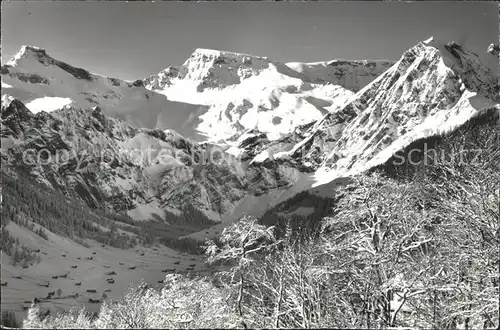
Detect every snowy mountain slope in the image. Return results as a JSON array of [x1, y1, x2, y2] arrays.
[[1, 45, 385, 223], [251, 37, 499, 189], [144, 48, 388, 142], [315, 37, 499, 180], [1, 46, 208, 140], [286, 59, 395, 92]]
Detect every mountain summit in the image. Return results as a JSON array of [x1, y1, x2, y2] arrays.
[[238, 37, 499, 199], [1, 46, 210, 140], [144, 48, 394, 142]]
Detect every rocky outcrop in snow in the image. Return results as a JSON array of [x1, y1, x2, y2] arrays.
[[143, 66, 180, 90], [487, 43, 500, 57], [1, 95, 33, 139]]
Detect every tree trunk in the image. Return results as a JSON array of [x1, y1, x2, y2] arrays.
[[238, 271, 247, 328], [275, 265, 284, 328]]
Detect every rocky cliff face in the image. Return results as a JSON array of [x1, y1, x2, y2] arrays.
[[0, 95, 254, 221]]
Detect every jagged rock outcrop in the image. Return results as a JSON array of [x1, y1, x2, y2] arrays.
[[1, 95, 33, 138], [487, 43, 500, 57]]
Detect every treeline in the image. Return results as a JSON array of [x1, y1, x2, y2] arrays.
[[165, 204, 218, 227], [1, 209, 49, 240], [1, 171, 137, 249], [117, 204, 215, 254], [1, 169, 215, 254], [160, 236, 203, 255], [259, 190, 336, 242]]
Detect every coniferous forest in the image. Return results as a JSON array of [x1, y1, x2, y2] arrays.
[[0, 168, 215, 262]]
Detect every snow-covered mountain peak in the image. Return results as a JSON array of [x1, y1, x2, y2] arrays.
[[253, 38, 499, 190], [144, 49, 272, 93], [2, 43, 391, 145], [1, 94, 19, 109], [143, 47, 394, 143], [1, 46, 214, 140], [4, 45, 95, 82], [175, 47, 274, 92], [2, 45, 95, 83], [5, 45, 50, 67], [422, 36, 438, 45]]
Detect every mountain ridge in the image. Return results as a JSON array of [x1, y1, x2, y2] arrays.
[[189, 37, 499, 228], [1, 37, 498, 228], [3, 44, 389, 143], [143, 46, 393, 142]]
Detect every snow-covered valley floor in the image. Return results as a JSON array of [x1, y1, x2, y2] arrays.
[[1, 222, 211, 322]]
